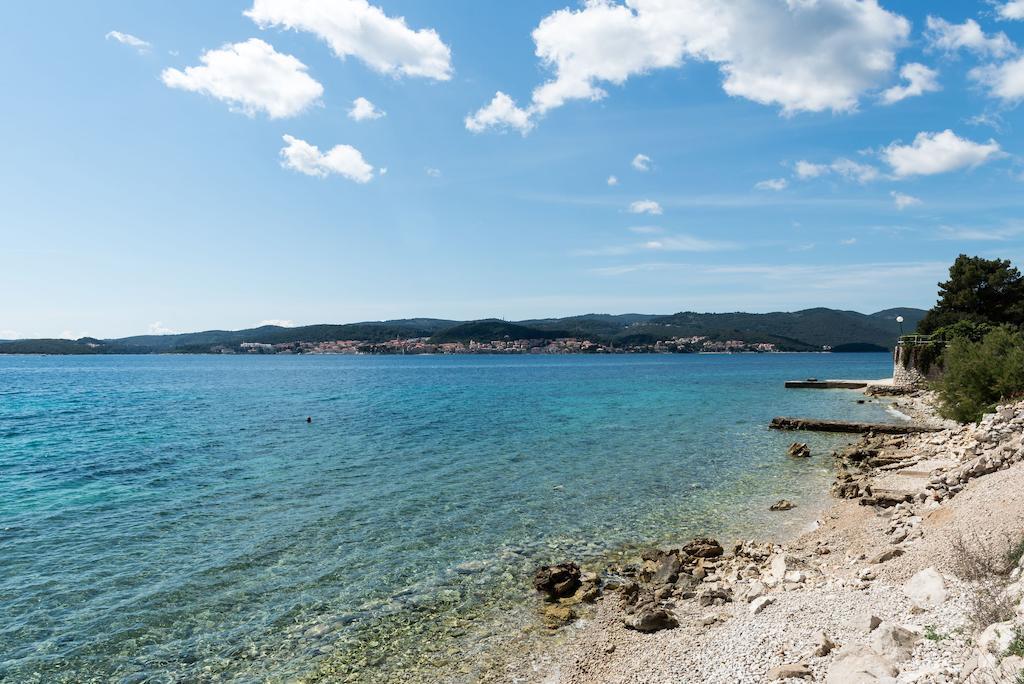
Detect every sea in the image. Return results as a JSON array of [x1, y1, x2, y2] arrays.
[[0, 353, 899, 683]]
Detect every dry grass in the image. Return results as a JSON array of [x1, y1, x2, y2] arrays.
[[950, 532, 1021, 628]]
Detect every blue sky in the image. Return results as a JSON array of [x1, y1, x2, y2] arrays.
[[2, 0, 1024, 339]]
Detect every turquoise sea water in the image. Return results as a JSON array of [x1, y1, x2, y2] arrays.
[[0, 353, 897, 682]]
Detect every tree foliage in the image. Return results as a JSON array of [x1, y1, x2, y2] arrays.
[[938, 327, 1024, 423], [919, 255, 1024, 334]]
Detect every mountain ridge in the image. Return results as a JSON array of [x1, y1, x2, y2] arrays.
[[0, 308, 924, 354]]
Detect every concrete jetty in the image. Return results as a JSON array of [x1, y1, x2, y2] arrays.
[[769, 416, 942, 434], [784, 380, 870, 389]]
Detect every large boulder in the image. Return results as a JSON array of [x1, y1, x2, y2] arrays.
[[903, 567, 947, 609], [533, 562, 581, 600], [650, 553, 682, 585], [750, 596, 775, 615], [825, 644, 897, 684], [976, 621, 1016, 668], [870, 622, 920, 663], [624, 605, 678, 632], [683, 537, 724, 558]]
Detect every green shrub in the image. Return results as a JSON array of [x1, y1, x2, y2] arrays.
[[939, 327, 1024, 423]]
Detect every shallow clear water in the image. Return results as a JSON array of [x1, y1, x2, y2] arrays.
[[0, 353, 896, 682]]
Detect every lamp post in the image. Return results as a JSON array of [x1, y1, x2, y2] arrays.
[[896, 315, 905, 337]]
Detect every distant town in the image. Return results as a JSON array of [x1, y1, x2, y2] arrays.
[[232, 336, 793, 355]]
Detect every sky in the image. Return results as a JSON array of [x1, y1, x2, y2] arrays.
[[2, 0, 1024, 339]]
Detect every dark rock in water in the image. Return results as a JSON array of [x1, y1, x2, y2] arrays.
[[624, 606, 679, 632], [788, 442, 811, 458], [769, 499, 797, 511], [533, 562, 581, 599], [683, 537, 724, 559]]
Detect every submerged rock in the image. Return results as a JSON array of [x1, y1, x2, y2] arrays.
[[533, 562, 581, 600], [788, 442, 811, 458], [540, 602, 575, 629], [769, 499, 797, 511]]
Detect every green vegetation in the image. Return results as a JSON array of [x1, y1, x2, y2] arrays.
[[1007, 538, 1024, 570], [923, 625, 946, 642], [1006, 627, 1024, 659], [428, 319, 567, 344], [938, 327, 1024, 423], [919, 255, 1024, 335]]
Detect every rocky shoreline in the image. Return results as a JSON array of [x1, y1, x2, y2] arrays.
[[511, 391, 1024, 683]]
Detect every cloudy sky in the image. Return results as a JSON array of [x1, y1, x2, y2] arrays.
[[3, 0, 1024, 338]]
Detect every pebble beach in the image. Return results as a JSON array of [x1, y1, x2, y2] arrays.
[[505, 389, 1024, 684]]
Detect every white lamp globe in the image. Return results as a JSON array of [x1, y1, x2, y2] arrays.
[[896, 316, 904, 323]]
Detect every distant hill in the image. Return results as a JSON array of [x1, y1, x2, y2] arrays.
[[868, 307, 926, 333], [0, 307, 925, 354], [429, 319, 567, 343], [114, 319, 457, 351], [621, 308, 913, 351]]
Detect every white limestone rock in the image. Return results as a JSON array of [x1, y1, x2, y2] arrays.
[[903, 567, 947, 609], [825, 644, 897, 684]]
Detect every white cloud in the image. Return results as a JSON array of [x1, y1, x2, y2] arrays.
[[246, 0, 452, 80], [348, 96, 385, 121], [632, 153, 652, 171], [971, 56, 1024, 102], [162, 39, 323, 119], [924, 16, 1016, 58], [147, 322, 176, 335], [469, 0, 909, 132], [755, 178, 787, 191], [794, 160, 829, 179], [891, 191, 922, 210], [840, 238, 857, 245], [882, 129, 1002, 177], [465, 92, 533, 134], [425, 167, 442, 178], [794, 157, 879, 183], [629, 199, 663, 215], [259, 319, 297, 327], [607, 175, 619, 186], [936, 222, 1024, 241], [642, 235, 734, 251], [280, 134, 375, 182], [999, 1, 1024, 20], [829, 157, 880, 183], [106, 30, 150, 53], [627, 225, 662, 234], [0, 329, 21, 339], [880, 62, 940, 104]]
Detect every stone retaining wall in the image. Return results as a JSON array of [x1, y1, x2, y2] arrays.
[[893, 341, 944, 388]]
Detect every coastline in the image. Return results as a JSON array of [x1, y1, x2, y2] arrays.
[[498, 389, 1024, 684]]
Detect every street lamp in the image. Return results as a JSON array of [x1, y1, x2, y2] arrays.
[[896, 315, 905, 337]]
